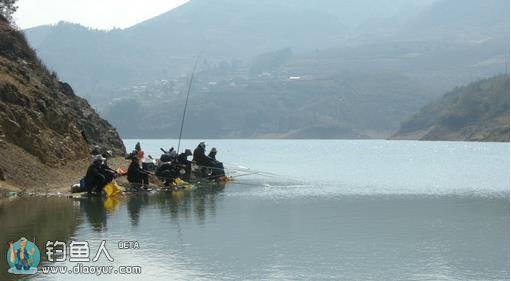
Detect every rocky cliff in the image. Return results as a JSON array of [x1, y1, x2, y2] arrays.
[[0, 16, 125, 191]]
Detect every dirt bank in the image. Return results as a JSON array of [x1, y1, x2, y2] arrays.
[[0, 141, 130, 194]]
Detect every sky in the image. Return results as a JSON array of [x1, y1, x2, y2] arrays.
[[14, 0, 189, 30]]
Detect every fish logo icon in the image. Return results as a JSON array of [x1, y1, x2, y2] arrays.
[[7, 237, 40, 275]]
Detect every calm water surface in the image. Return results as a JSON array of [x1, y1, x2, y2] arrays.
[[0, 140, 509, 280]]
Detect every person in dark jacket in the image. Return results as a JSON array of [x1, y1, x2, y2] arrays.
[[127, 156, 149, 189], [178, 149, 192, 164], [192, 142, 215, 179], [100, 150, 116, 183], [125, 142, 145, 161], [177, 149, 193, 180], [208, 147, 217, 160], [208, 147, 225, 178], [84, 155, 107, 194], [192, 142, 212, 166]]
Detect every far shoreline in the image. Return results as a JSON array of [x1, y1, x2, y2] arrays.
[[121, 138, 510, 143]]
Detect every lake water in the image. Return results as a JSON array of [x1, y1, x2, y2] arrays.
[[0, 140, 509, 280]]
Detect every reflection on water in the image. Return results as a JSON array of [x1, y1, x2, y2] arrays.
[[0, 198, 82, 281], [76, 184, 226, 232], [81, 198, 108, 232], [1, 187, 508, 281], [123, 184, 225, 226]]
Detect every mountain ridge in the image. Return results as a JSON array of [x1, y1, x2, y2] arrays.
[[21, 0, 510, 140]]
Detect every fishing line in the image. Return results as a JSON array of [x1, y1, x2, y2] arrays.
[[193, 164, 285, 179], [227, 180, 271, 187], [229, 172, 270, 179]]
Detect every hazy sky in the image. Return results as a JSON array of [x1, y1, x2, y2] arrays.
[[14, 0, 189, 30]]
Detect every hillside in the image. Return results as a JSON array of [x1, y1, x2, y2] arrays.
[[17, 0, 437, 99], [22, 0, 509, 139], [392, 75, 510, 142], [0, 16, 125, 191], [100, 70, 433, 139]]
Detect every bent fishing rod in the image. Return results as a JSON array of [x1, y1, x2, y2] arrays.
[[177, 54, 201, 154]]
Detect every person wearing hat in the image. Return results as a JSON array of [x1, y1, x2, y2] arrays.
[[208, 147, 225, 178], [133, 142, 144, 160], [177, 149, 193, 180], [178, 149, 193, 164], [192, 142, 211, 166], [100, 150, 117, 183], [192, 142, 215, 178], [127, 155, 150, 190], [208, 147, 218, 160], [84, 155, 107, 194]]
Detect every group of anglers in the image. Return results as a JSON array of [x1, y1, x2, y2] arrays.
[[81, 142, 226, 195]]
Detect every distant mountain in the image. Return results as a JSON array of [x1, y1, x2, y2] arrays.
[[21, 0, 510, 139], [23, 0, 439, 98], [392, 75, 510, 142], [291, 37, 508, 95], [404, 0, 509, 40]]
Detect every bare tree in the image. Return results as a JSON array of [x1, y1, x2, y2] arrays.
[[0, 0, 18, 22]]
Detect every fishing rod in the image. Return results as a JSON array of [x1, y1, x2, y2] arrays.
[[177, 55, 201, 154]]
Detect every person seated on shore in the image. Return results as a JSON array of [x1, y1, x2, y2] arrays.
[[84, 155, 107, 194], [178, 149, 193, 165], [127, 156, 150, 190], [193, 142, 216, 178], [100, 150, 117, 183], [193, 142, 212, 166], [126, 142, 144, 160], [135, 142, 144, 160], [177, 149, 193, 179], [208, 147, 225, 178], [208, 147, 218, 160]]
